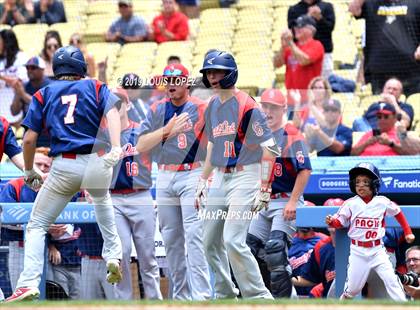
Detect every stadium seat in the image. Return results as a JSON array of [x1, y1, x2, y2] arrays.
[[49, 22, 84, 46]]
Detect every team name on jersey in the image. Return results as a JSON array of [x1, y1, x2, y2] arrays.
[[213, 121, 236, 138], [122, 143, 139, 158], [354, 217, 380, 229], [289, 249, 313, 270], [182, 118, 193, 132]]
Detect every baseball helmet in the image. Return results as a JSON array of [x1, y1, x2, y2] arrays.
[[349, 162, 381, 195], [199, 51, 238, 89], [53, 45, 87, 78]]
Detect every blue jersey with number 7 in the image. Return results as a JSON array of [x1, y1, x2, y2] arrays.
[[22, 79, 120, 157]]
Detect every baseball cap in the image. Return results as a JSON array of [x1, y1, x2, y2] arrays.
[[25, 56, 46, 69], [118, 0, 132, 6], [323, 99, 341, 111], [376, 102, 396, 115], [163, 63, 189, 77], [260, 88, 287, 106], [294, 15, 316, 29]]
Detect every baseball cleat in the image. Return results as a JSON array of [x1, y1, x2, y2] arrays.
[[5, 287, 40, 303], [106, 259, 122, 284]]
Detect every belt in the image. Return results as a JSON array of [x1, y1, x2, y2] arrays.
[[158, 162, 202, 172], [217, 165, 244, 173], [62, 149, 106, 159], [111, 188, 147, 195], [351, 239, 381, 248], [86, 255, 103, 260], [271, 192, 290, 199]]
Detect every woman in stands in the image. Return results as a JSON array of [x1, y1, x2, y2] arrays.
[[293, 76, 331, 130], [69, 33, 96, 78], [40, 30, 62, 77], [0, 29, 28, 127]]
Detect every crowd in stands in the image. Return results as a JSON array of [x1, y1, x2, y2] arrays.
[[0, 0, 419, 301]]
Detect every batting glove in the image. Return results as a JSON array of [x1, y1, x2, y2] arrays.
[[103, 146, 123, 168], [194, 177, 208, 210], [251, 188, 271, 213], [24, 169, 43, 191]]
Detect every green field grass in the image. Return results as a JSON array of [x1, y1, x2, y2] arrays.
[[2, 298, 420, 308]]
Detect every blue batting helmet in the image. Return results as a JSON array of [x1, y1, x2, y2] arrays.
[[349, 162, 381, 195], [199, 51, 238, 89], [53, 46, 87, 78]]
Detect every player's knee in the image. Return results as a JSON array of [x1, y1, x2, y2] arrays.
[[246, 233, 264, 257]]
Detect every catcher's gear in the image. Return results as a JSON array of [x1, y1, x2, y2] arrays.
[[53, 45, 87, 78], [251, 188, 271, 213], [349, 162, 381, 195], [200, 51, 238, 89], [103, 146, 123, 168], [194, 177, 208, 210], [24, 169, 43, 191]]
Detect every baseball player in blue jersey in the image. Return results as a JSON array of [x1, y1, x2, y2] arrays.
[[110, 88, 162, 300], [288, 228, 328, 297], [136, 64, 211, 300], [5, 46, 123, 303], [0, 149, 51, 291], [0, 116, 24, 171], [293, 228, 336, 298], [195, 52, 280, 299], [246, 88, 312, 298]]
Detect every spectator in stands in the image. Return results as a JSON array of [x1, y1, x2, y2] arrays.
[[167, 55, 181, 64], [351, 103, 404, 156], [0, 0, 32, 26], [349, 0, 420, 96], [288, 0, 335, 78], [0, 148, 51, 291], [293, 76, 331, 130], [11, 56, 51, 120], [105, 0, 148, 45], [151, 0, 189, 44], [69, 33, 95, 78], [353, 78, 415, 132], [28, 0, 66, 25], [403, 246, 420, 299], [274, 15, 324, 107], [0, 29, 28, 126], [305, 99, 353, 156], [176, 0, 199, 19], [396, 123, 420, 155], [40, 30, 62, 77]]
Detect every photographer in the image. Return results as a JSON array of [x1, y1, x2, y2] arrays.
[[351, 103, 404, 156], [401, 246, 420, 299]]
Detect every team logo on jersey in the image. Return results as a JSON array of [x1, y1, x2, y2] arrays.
[[122, 143, 139, 157], [213, 121, 236, 137], [252, 121, 264, 137], [296, 150, 305, 164], [289, 250, 313, 270], [182, 118, 194, 132]]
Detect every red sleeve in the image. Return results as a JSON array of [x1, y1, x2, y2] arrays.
[[394, 212, 413, 236], [152, 16, 162, 38], [328, 218, 343, 229], [173, 13, 189, 40], [304, 40, 324, 64]]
